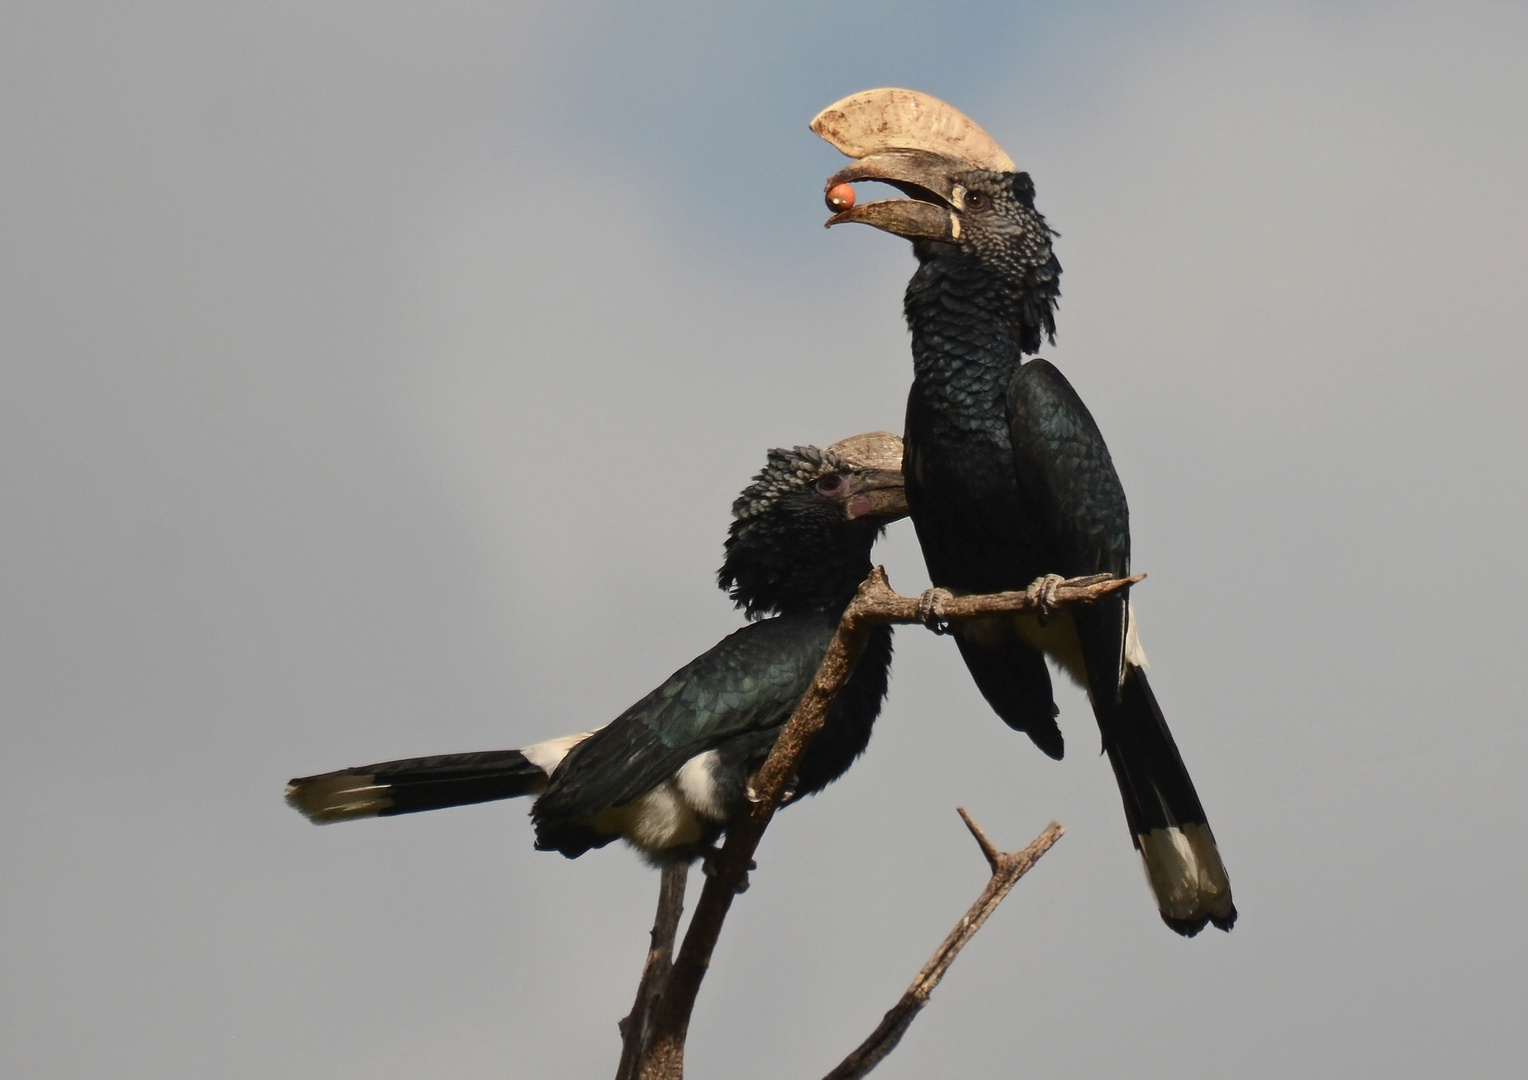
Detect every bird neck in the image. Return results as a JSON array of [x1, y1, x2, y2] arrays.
[[719, 524, 879, 620], [902, 256, 1018, 433], [902, 244, 1059, 404]]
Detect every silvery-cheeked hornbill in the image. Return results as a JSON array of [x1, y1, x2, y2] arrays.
[[287, 433, 906, 864], [814, 90, 1235, 935]]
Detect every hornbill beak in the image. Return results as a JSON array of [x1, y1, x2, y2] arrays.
[[810, 88, 1015, 241], [843, 467, 908, 521], [820, 150, 969, 241], [828, 431, 909, 522]]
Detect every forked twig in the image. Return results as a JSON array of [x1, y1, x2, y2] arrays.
[[821, 816, 1065, 1080]]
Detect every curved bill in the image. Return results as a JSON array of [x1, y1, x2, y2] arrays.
[[820, 151, 963, 240], [810, 87, 1015, 172], [828, 431, 908, 522]]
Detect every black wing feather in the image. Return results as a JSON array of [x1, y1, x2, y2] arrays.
[[1007, 359, 1131, 709], [533, 616, 835, 825]]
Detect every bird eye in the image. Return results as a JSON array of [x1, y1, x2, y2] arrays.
[[814, 473, 846, 497], [963, 191, 987, 210]]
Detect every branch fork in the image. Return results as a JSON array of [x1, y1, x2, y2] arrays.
[[822, 815, 1064, 1080], [622, 570, 1133, 1079]]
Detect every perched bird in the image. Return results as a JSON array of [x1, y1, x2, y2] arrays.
[[814, 89, 1235, 935], [287, 432, 907, 864]]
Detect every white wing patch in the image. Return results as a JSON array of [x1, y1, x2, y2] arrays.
[[676, 750, 727, 822], [585, 750, 727, 858], [521, 731, 595, 776]]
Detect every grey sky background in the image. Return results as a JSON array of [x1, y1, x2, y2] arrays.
[[3, 2, 1525, 1077]]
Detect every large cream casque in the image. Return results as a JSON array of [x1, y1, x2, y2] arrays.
[[810, 88, 1015, 172], [825, 430, 902, 472]]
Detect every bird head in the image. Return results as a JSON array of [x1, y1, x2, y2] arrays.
[[824, 151, 1053, 271], [719, 431, 907, 617], [813, 89, 1060, 349]]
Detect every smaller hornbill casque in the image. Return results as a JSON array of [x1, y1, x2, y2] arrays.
[[287, 433, 907, 864], [814, 89, 1235, 935]]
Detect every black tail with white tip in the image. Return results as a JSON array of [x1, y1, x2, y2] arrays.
[[1103, 665, 1236, 936], [287, 749, 549, 824]]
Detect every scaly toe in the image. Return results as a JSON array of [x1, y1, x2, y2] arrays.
[[1026, 573, 1067, 623], [916, 587, 956, 635]]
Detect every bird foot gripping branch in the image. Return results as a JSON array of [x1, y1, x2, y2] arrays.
[[1024, 573, 1067, 624], [915, 587, 956, 634]]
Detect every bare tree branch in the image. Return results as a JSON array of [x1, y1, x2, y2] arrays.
[[821, 816, 1065, 1080], [632, 569, 1136, 1079], [616, 863, 688, 1080]]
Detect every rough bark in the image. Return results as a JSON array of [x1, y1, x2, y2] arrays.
[[616, 862, 688, 1080]]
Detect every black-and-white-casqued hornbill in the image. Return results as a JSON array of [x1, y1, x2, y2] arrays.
[[814, 89, 1235, 935], [287, 433, 906, 865]]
